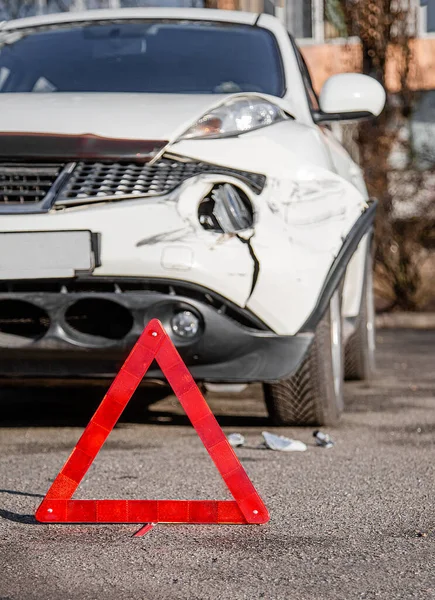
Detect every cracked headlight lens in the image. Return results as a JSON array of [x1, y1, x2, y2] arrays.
[[198, 184, 254, 233], [181, 96, 288, 140]]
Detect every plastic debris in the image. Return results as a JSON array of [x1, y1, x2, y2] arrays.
[[261, 431, 307, 452], [227, 433, 245, 447], [416, 531, 428, 538], [313, 430, 334, 448]]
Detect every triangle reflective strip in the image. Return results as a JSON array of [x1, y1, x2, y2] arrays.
[[35, 319, 269, 525]]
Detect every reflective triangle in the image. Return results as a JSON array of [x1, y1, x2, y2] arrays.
[[35, 319, 269, 525]]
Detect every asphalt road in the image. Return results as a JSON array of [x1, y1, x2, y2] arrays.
[[0, 329, 434, 600]]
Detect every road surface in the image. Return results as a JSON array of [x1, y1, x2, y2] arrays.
[[0, 329, 434, 599]]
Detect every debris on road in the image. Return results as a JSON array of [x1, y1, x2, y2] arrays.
[[416, 531, 429, 538], [261, 431, 307, 452], [227, 433, 246, 447], [313, 430, 334, 448]]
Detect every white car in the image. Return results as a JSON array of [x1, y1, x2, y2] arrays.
[[0, 8, 385, 425]]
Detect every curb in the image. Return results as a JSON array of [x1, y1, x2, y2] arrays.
[[376, 312, 435, 329]]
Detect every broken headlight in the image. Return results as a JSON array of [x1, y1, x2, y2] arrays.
[[198, 184, 254, 233], [181, 96, 288, 140]]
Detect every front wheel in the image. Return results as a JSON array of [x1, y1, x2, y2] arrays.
[[263, 290, 344, 426]]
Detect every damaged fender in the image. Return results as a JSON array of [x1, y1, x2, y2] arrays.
[[169, 136, 370, 335]]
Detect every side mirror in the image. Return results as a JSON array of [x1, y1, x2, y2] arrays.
[[315, 73, 386, 123]]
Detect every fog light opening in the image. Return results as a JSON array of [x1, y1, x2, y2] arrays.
[[171, 310, 200, 339]]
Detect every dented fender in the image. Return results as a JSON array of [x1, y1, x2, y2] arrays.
[[166, 136, 370, 334]]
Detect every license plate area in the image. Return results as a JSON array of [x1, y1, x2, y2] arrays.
[[0, 231, 98, 280]]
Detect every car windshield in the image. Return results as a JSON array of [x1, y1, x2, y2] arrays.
[[0, 20, 284, 96]]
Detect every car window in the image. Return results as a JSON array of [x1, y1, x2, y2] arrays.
[[0, 21, 285, 96]]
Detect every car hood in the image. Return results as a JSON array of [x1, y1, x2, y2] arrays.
[[0, 93, 229, 142]]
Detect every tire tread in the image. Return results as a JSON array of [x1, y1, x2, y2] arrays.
[[264, 294, 342, 426]]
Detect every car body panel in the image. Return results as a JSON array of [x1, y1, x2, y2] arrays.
[[170, 132, 367, 333], [0, 93, 230, 142], [0, 181, 255, 306], [1, 8, 259, 31]]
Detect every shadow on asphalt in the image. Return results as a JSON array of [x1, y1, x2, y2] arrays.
[[0, 387, 271, 428], [0, 489, 43, 498], [0, 491, 43, 526], [0, 387, 109, 428], [0, 508, 40, 525]]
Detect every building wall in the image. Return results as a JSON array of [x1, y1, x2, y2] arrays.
[[301, 38, 435, 94]]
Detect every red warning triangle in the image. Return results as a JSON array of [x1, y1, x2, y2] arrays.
[[35, 319, 269, 525]]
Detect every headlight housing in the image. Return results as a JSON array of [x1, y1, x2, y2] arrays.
[[181, 96, 289, 140], [198, 183, 254, 233]]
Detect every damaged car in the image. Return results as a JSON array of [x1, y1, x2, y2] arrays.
[[0, 8, 385, 425]]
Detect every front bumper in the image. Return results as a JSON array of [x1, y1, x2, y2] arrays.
[[0, 279, 313, 384]]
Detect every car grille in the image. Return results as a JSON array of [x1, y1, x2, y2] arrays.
[[0, 158, 266, 210], [55, 158, 266, 205], [0, 163, 63, 204]]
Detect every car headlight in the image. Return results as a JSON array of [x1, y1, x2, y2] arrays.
[[180, 96, 289, 140]]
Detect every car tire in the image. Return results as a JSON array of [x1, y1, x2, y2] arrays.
[[263, 289, 344, 426], [344, 246, 375, 381]]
